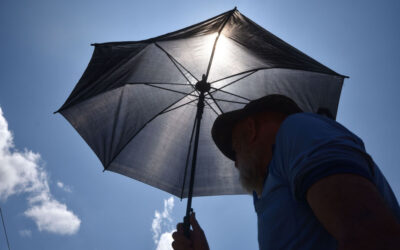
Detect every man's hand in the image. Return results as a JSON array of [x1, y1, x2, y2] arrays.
[[172, 213, 210, 250]]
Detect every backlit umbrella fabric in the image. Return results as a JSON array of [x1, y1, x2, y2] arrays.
[[57, 8, 345, 199]]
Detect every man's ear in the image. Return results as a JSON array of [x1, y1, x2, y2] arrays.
[[243, 117, 257, 143]]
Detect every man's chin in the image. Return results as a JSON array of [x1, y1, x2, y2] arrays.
[[239, 176, 258, 194], [239, 174, 264, 195]]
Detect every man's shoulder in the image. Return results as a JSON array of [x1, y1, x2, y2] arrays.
[[282, 112, 334, 129], [275, 112, 364, 157], [278, 112, 338, 138]]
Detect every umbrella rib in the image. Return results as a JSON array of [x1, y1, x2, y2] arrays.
[[154, 46, 203, 105], [144, 84, 221, 117], [154, 42, 219, 116], [204, 8, 236, 81], [152, 87, 219, 116], [104, 39, 216, 169], [204, 97, 247, 105], [154, 42, 206, 111], [104, 92, 198, 170], [154, 42, 199, 83], [205, 91, 224, 114], [210, 70, 258, 94], [0, 208, 11, 250], [133, 42, 209, 115], [127, 82, 210, 114], [209, 67, 348, 86], [209, 87, 251, 101], [164, 57, 223, 114], [204, 99, 220, 116], [180, 115, 197, 199], [159, 95, 219, 118], [209, 68, 264, 84], [161, 98, 197, 115], [144, 83, 198, 97], [103, 66, 308, 170], [129, 82, 189, 86]]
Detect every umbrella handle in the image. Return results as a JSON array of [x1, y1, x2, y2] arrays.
[[183, 208, 193, 238]]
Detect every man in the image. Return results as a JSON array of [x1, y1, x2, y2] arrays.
[[172, 95, 400, 250]]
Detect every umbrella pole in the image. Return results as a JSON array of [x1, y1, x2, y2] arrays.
[[183, 77, 209, 238]]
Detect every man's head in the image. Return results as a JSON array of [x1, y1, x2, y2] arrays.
[[211, 95, 302, 194], [231, 111, 287, 194]]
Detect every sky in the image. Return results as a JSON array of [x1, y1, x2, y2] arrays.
[[0, 0, 399, 249]]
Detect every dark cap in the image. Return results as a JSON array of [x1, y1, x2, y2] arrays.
[[211, 94, 302, 161]]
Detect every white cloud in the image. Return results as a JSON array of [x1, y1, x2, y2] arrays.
[[19, 229, 32, 237], [25, 198, 80, 235], [57, 181, 72, 192], [152, 197, 175, 249], [156, 231, 174, 250], [0, 107, 81, 235]]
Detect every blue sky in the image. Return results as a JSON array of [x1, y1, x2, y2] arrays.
[[0, 0, 399, 249]]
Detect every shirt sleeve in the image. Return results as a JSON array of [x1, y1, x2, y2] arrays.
[[275, 113, 376, 201]]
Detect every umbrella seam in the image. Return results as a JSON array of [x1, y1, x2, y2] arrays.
[[205, 8, 236, 81], [210, 67, 347, 86], [238, 12, 347, 78], [109, 86, 125, 166], [56, 44, 150, 113]]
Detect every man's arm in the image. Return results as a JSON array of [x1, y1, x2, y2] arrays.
[[306, 173, 400, 250]]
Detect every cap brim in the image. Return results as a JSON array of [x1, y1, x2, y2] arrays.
[[211, 109, 247, 161], [211, 94, 303, 162]]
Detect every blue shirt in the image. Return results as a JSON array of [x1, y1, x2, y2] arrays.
[[254, 113, 400, 249]]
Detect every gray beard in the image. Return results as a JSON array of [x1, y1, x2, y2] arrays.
[[237, 157, 265, 195], [239, 173, 257, 194]]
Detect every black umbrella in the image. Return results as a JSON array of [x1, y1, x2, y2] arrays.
[[56, 7, 346, 235]]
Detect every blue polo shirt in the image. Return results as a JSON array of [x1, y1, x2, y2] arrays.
[[254, 113, 400, 249]]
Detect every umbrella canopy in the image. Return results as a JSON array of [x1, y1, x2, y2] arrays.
[[57, 8, 346, 199]]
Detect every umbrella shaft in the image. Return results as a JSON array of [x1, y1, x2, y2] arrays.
[[184, 91, 205, 237]]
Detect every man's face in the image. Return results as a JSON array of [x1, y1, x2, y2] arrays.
[[231, 118, 266, 195]]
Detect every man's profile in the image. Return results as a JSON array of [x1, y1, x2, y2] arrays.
[[172, 94, 400, 250]]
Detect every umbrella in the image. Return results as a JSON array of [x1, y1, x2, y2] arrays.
[[56, 7, 346, 235]]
